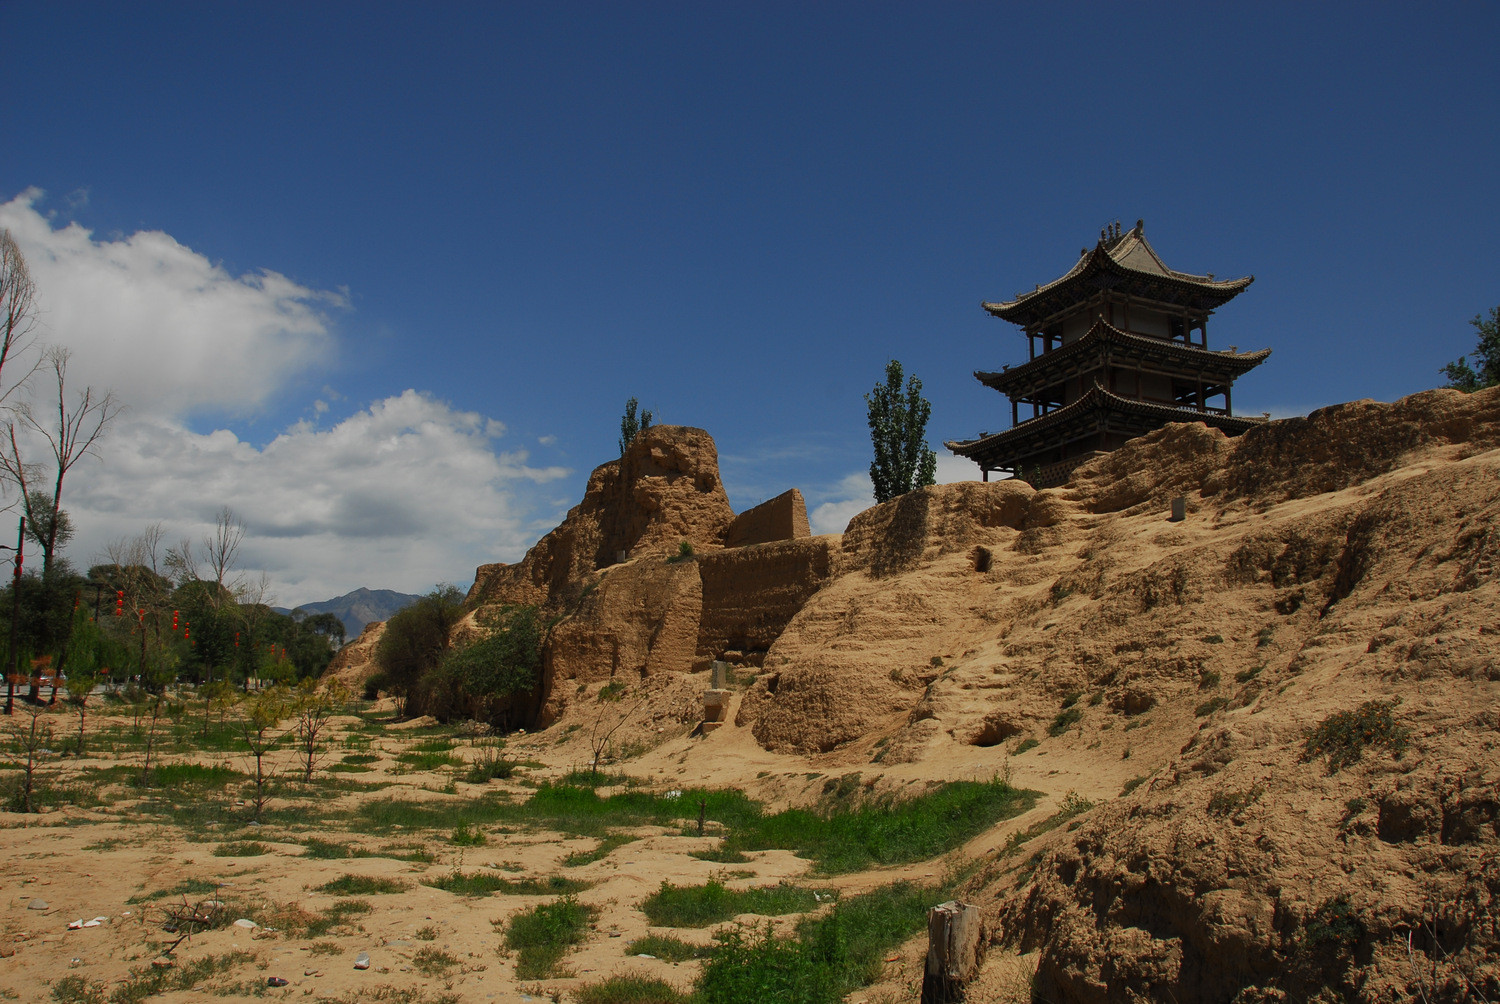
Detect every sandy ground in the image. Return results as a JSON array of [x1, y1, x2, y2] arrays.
[[0, 693, 1054, 1003]]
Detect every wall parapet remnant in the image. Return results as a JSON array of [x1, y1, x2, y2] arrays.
[[725, 488, 810, 548]]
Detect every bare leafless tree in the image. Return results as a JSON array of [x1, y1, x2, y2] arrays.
[[0, 230, 43, 413], [2, 704, 53, 812], [587, 685, 650, 777], [164, 536, 198, 586], [0, 348, 120, 573], [202, 507, 245, 606]]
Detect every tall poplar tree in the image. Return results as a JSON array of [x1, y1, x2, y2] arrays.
[[619, 397, 653, 456], [866, 359, 937, 504]]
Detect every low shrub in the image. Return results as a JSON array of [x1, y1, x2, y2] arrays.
[[1048, 708, 1082, 736], [505, 896, 595, 979], [1195, 696, 1230, 717], [450, 822, 487, 846], [1302, 699, 1409, 773], [411, 947, 462, 978], [1207, 784, 1264, 817], [696, 923, 844, 1004]]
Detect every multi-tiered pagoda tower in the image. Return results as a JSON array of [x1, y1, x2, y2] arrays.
[[946, 220, 1270, 487]]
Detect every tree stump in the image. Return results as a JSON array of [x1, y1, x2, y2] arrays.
[[920, 900, 983, 1004]]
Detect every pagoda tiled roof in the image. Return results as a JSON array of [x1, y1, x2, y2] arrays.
[[945, 383, 1266, 465], [975, 318, 1270, 395], [982, 221, 1253, 328]]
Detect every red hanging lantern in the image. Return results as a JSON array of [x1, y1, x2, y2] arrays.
[[172, 610, 179, 631], [115, 590, 124, 616]]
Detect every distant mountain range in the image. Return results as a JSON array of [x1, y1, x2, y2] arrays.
[[274, 587, 422, 639]]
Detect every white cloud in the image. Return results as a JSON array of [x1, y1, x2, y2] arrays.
[[0, 188, 342, 418], [806, 454, 981, 536], [67, 390, 570, 606], [808, 471, 874, 536], [935, 453, 981, 485], [0, 189, 574, 606]]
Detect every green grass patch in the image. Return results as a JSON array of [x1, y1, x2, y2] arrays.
[[354, 793, 519, 832], [1013, 738, 1039, 755], [624, 934, 713, 962], [212, 841, 271, 857], [423, 872, 590, 898], [641, 880, 825, 928], [377, 843, 438, 863], [315, 874, 410, 895], [327, 762, 374, 773], [575, 976, 694, 1004], [563, 833, 637, 867], [395, 750, 463, 771], [559, 768, 637, 787], [340, 753, 381, 765], [1001, 792, 1095, 856], [150, 763, 243, 789], [505, 896, 595, 979], [719, 777, 1037, 874], [52, 949, 254, 1003], [407, 738, 456, 753], [303, 838, 369, 859], [689, 846, 751, 863], [125, 878, 219, 905], [303, 898, 373, 937], [691, 880, 945, 1002]]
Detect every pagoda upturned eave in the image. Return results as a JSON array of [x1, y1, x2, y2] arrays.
[[974, 318, 1270, 397], [945, 384, 1267, 467], [983, 227, 1253, 329]]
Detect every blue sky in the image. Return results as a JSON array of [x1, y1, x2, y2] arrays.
[[3, 3, 1496, 605]]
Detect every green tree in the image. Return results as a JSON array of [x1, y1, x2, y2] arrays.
[[865, 359, 937, 504], [374, 585, 465, 717], [1441, 306, 1500, 392], [619, 397, 653, 456], [425, 605, 545, 728]]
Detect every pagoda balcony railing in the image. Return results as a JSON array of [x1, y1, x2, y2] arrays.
[[1006, 395, 1229, 430]]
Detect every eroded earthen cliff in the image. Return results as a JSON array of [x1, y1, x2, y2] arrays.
[[462, 387, 1500, 1001]]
